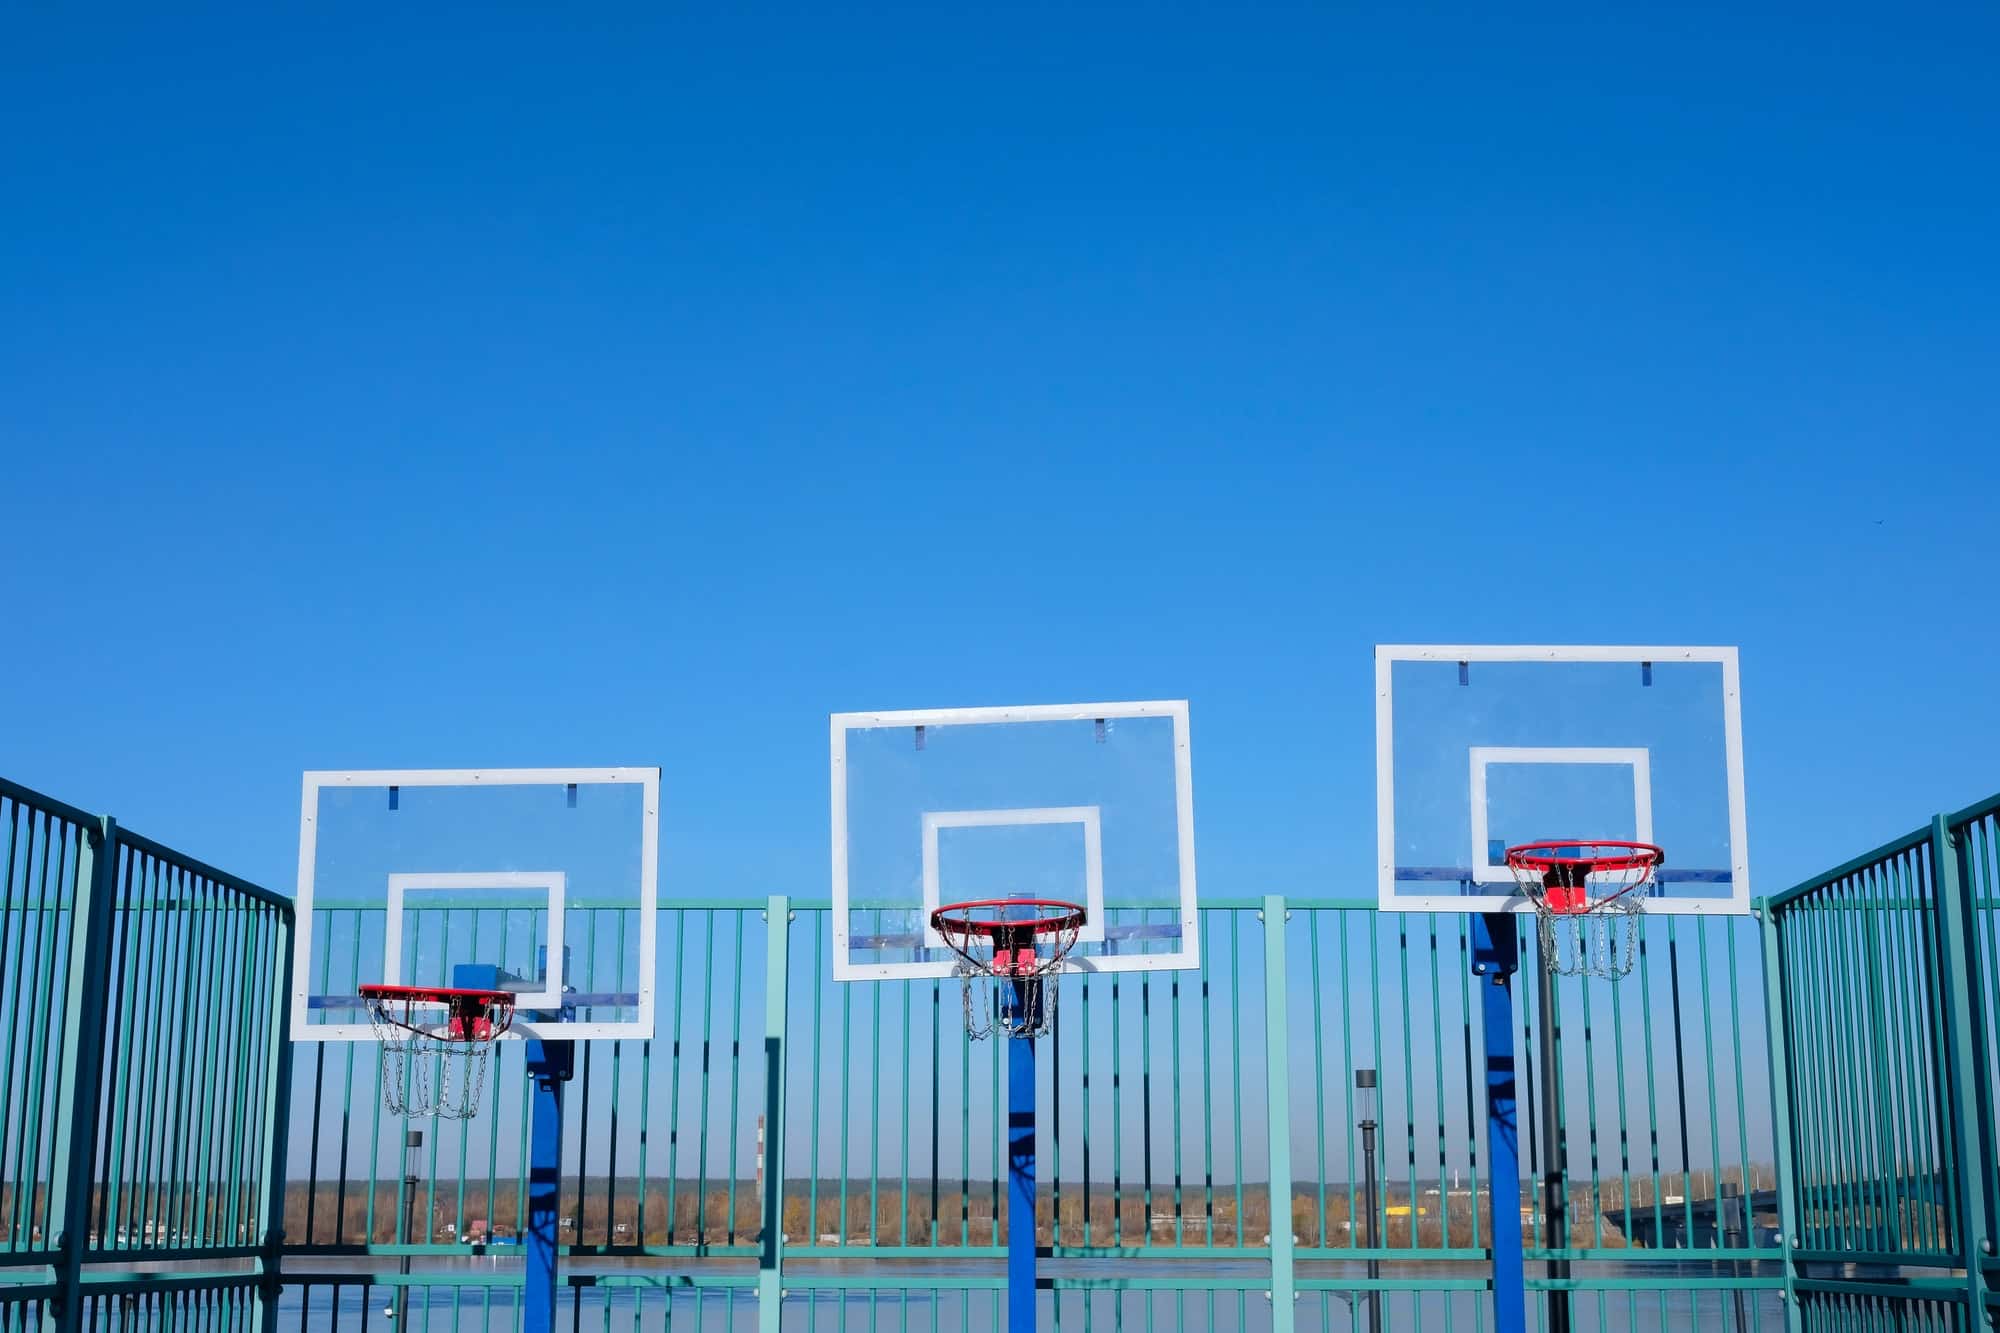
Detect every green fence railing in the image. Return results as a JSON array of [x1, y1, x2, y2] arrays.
[[15, 763, 1998, 1332], [0, 777, 294, 1333], [286, 894, 1789, 1329], [1763, 793, 2000, 1330], [1962, 798, 2000, 1323], [0, 783, 92, 1271]]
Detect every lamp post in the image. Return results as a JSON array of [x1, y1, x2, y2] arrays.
[[1722, 1182, 1748, 1332], [1356, 1068, 1382, 1333], [396, 1129, 423, 1323]]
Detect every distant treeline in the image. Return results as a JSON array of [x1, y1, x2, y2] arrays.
[[278, 1165, 1774, 1250]]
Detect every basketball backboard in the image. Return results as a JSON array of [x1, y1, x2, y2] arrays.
[[290, 767, 659, 1041], [830, 701, 1198, 980], [1376, 646, 1749, 915]]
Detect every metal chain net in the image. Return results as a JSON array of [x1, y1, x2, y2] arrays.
[[367, 999, 499, 1119], [1534, 897, 1641, 978], [956, 963, 1064, 1041], [936, 905, 1082, 1041], [1505, 844, 1657, 979]]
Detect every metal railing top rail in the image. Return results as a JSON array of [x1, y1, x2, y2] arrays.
[[1758, 783, 2000, 914], [115, 828, 292, 913], [1761, 824, 1939, 914], [0, 777, 97, 831], [1951, 788, 2000, 829]]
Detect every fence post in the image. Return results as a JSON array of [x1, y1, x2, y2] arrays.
[[1930, 816, 1996, 1317], [1757, 899, 1805, 1332], [259, 905, 298, 1333], [758, 895, 790, 1333], [1262, 895, 1296, 1331], [48, 817, 121, 1333]]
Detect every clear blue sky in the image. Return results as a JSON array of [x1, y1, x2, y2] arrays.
[[6, 5, 1998, 913]]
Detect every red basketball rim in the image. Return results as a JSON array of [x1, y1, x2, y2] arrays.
[[1504, 840, 1665, 874], [930, 898, 1087, 938], [359, 983, 517, 1041]]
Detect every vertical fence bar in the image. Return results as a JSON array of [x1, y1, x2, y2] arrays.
[[21, 820, 74, 1259], [258, 908, 297, 1333], [0, 801, 31, 1253], [1762, 900, 1813, 1333], [758, 896, 789, 1333], [1971, 810, 2000, 1319], [726, 912, 745, 1246], [49, 817, 118, 1333], [1261, 895, 1295, 1330], [1932, 816, 1997, 1315]]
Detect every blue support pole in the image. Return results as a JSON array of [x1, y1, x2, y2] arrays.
[[523, 1037, 570, 1333], [455, 958, 571, 1333], [1006, 980, 1037, 1333], [1471, 913, 1527, 1333]]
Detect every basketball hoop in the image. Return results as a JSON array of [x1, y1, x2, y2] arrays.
[[930, 899, 1085, 1040], [1505, 841, 1664, 978], [359, 983, 517, 1119]]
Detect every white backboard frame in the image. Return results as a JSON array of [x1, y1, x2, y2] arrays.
[[919, 806, 1106, 950], [830, 700, 1199, 981], [383, 872, 568, 1011], [1467, 748, 1653, 885], [1375, 645, 1749, 915], [291, 766, 660, 1042]]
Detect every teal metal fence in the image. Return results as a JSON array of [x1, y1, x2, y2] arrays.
[[13, 763, 1997, 1332], [0, 777, 294, 1333], [1762, 793, 2000, 1330], [1965, 799, 2000, 1324], [286, 894, 1789, 1330]]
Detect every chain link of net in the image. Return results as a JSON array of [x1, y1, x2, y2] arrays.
[[366, 999, 503, 1119]]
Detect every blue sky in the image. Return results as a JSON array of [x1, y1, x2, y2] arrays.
[[6, 4, 1998, 917]]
